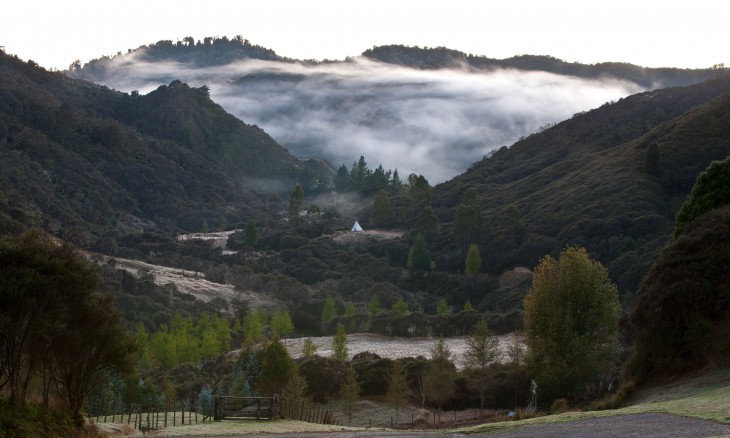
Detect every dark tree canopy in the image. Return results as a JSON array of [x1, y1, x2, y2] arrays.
[[674, 155, 730, 238]]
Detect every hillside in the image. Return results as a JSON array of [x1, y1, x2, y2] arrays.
[[0, 52, 328, 249], [427, 72, 730, 295], [69, 37, 730, 184], [362, 45, 725, 88]]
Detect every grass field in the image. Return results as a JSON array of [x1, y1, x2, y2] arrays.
[[132, 368, 730, 436]]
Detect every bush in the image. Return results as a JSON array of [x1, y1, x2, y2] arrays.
[[550, 398, 568, 414]]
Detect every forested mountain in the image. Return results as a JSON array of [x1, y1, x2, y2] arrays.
[[0, 52, 329, 249], [427, 72, 730, 296], [363, 45, 725, 89]]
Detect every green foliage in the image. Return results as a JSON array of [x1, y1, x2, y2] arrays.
[[372, 189, 393, 227], [271, 308, 294, 339], [243, 308, 268, 344], [392, 296, 409, 314], [321, 296, 337, 323], [407, 233, 431, 271], [362, 44, 722, 89], [0, 231, 135, 424], [464, 319, 499, 411], [643, 143, 663, 176], [288, 184, 304, 223], [386, 360, 409, 421], [524, 246, 620, 403], [414, 206, 439, 241], [425, 336, 457, 411], [302, 337, 317, 357], [368, 295, 382, 317], [143, 312, 231, 369], [245, 220, 258, 246], [344, 302, 356, 317], [465, 243, 482, 275], [332, 324, 349, 361], [453, 204, 481, 252], [259, 338, 295, 395], [340, 155, 402, 196], [339, 365, 361, 424], [463, 300, 474, 312], [674, 156, 730, 238], [627, 205, 730, 383], [284, 363, 308, 404], [436, 298, 450, 315]]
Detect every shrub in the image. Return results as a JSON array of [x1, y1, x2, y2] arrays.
[[550, 398, 568, 414]]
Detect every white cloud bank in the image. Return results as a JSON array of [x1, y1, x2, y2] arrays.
[[86, 55, 644, 183]]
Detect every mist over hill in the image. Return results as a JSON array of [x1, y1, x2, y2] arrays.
[[69, 39, 710, 183]]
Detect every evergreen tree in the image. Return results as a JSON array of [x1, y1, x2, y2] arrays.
[[332, 324, 349, 361], [453, 204, 481, 253], [436, 298, 450, 315], [368, 295, 381, 317], [425, 336, 456, 419], [390, 169, 403, 194], [259, 338, 295, 395], [321, 296, 337, 324], [288, 184, 304, 223], [302, 337, 317, 357], [372, 189, 393, 227], [465, 243, 482, 275], [464, 319, 499, 413], [243, 308, 267, 343], [674, 156, 730, 238], [407, 233, 431, 272], [392, 296, 409, 314], [333, 164, 351, 192], [271, 308, 294, 339], [245, 220, 258, 247], [344, 302, 356, 317], [415, 206, 439, 241]]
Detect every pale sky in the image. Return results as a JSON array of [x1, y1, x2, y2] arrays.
[[1, 0, 727, 71]]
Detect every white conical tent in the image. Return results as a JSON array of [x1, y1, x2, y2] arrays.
[[351, 221, 363, 232]]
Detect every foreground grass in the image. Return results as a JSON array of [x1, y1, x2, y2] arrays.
[[145, 419, 368, 436], [459, 382, 730, 434], [138, 371, 730, 436]]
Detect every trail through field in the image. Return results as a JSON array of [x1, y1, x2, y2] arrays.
[[285, 333, 521, 368]]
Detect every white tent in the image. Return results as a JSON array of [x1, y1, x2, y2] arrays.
[[351, 221, 363, 232]]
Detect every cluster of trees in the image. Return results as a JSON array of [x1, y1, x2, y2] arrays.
[[0, 231, 136, 426], [135, 313, 231, 370], [333, 156, 403, 196]]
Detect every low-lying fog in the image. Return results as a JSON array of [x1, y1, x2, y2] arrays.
[[83, 55, 644, 183]]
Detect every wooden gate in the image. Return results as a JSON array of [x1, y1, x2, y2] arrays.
[[214, 396, 279, 421]]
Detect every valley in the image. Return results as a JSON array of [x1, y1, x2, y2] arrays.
[[1, 40, 730, 437]]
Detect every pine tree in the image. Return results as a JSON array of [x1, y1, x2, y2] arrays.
[[368, 295, 381, 317], [245, 220, 258, 247], [321, 297, 337, 324], [425, 336, 456, 419], [464, 319, 499, 413], [407, 233, 431, 272], [288, 184, 304, 223], [465, 243, 482, 276], [332, 324, 348, 361], [436, 298, 450, 315], [302, 337, 317, 357], [372, 189, 393, 227]]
